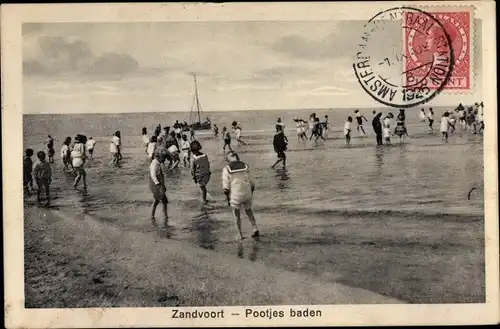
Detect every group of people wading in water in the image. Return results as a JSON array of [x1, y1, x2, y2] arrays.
[[24, 102, 484, 238]]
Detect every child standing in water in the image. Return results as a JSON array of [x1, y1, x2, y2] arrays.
[[354, 110, 368, 136], [147, 135, 157, 161], [383, 113, 393, 145], [149, 148, 169, 229], [427, 108, 435, 133], [323, 115, 330, 139], [419, 108, 426, 122], [272, 126, 288, 169], [440, 111, 453, 143], [46, 135, 55, 164], [142, 127, 149, 153], [190, 127, 196, 141], [222, 126, 232, 152], [72, 135, 87, 190], [23, 148, 34, 193], [466, 107, 477, 134], [222, 151, 259, 241], [313, 117, 326, 141], [190, 140, 212, 204], [33, 151, 52, 206], [234, 123, 247, 146], [86, 137, 96, 160], [179, 134, 191, 168], [344, 116, 353, 145], [395, 109, 408, 143], [477, 102, 485, 134], [110, 131, 122, 165], [61, 137, 72, 171], [213, 124, 219, 139]]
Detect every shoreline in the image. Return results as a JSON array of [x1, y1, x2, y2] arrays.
[[24, 206, 402, 307]]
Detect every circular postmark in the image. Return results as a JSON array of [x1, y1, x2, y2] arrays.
[[353, 7, 455, 108]]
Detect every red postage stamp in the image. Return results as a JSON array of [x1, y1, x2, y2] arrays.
[[404, 9, 473, 91]]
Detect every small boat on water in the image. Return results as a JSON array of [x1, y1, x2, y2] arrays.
[[186, 73, 211, 131]]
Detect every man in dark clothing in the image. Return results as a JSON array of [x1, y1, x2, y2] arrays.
[[272, 126, 288, 169], [372, 112, 383, 145]]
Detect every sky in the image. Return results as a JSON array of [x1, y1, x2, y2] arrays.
[[23, 21, 482, 114]]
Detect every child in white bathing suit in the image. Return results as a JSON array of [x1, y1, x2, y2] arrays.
[[440, 112, 452, 143], [383, 114, 393, 145], [142, 127, 150, 153], [222, 151, 259, 241], [419, 109, 426, 122], [179, 134, 191, 168], [344, 117, 352, 145], [147, 135, 157, 161], [86, 137, 96, 159]]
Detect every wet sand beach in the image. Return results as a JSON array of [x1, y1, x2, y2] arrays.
[[24, 115, 485, 306]]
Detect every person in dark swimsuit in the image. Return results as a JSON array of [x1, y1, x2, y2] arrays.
[[272, 125, 288, 169], [372, 112, 383, 145], [46, 135, 55, 164], [395, 109, 409, 143], [354, 110, 368, 136]]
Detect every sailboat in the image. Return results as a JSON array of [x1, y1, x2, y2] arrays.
[[187, 73, 212, 131]]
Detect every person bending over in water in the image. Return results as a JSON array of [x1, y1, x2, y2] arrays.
[[272, 125, 288, 169], [354, 110, 368, 136], [222, 151, 259, 241], [149, 148, 169, 230], [294, 118, 307, 141], [190, 140, 212, 204], [344, 116, 353, 145], [33, 151, 52, 206]]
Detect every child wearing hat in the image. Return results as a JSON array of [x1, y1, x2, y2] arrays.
[[222, 151, 259, 241]]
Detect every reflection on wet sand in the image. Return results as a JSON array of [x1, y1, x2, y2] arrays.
[[274, 168, 290, 190], [190, 209, 217, 250], [236, 240, 259, 261]]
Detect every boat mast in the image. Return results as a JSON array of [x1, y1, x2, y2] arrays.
[[192, 73, 202, 124]]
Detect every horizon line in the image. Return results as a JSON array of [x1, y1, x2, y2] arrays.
[[23, 105, 453, 115]]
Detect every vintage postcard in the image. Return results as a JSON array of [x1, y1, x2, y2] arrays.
[[2, 1, 499, 328]]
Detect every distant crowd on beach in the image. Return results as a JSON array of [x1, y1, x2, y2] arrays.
[[23, 102, 484, 241]]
